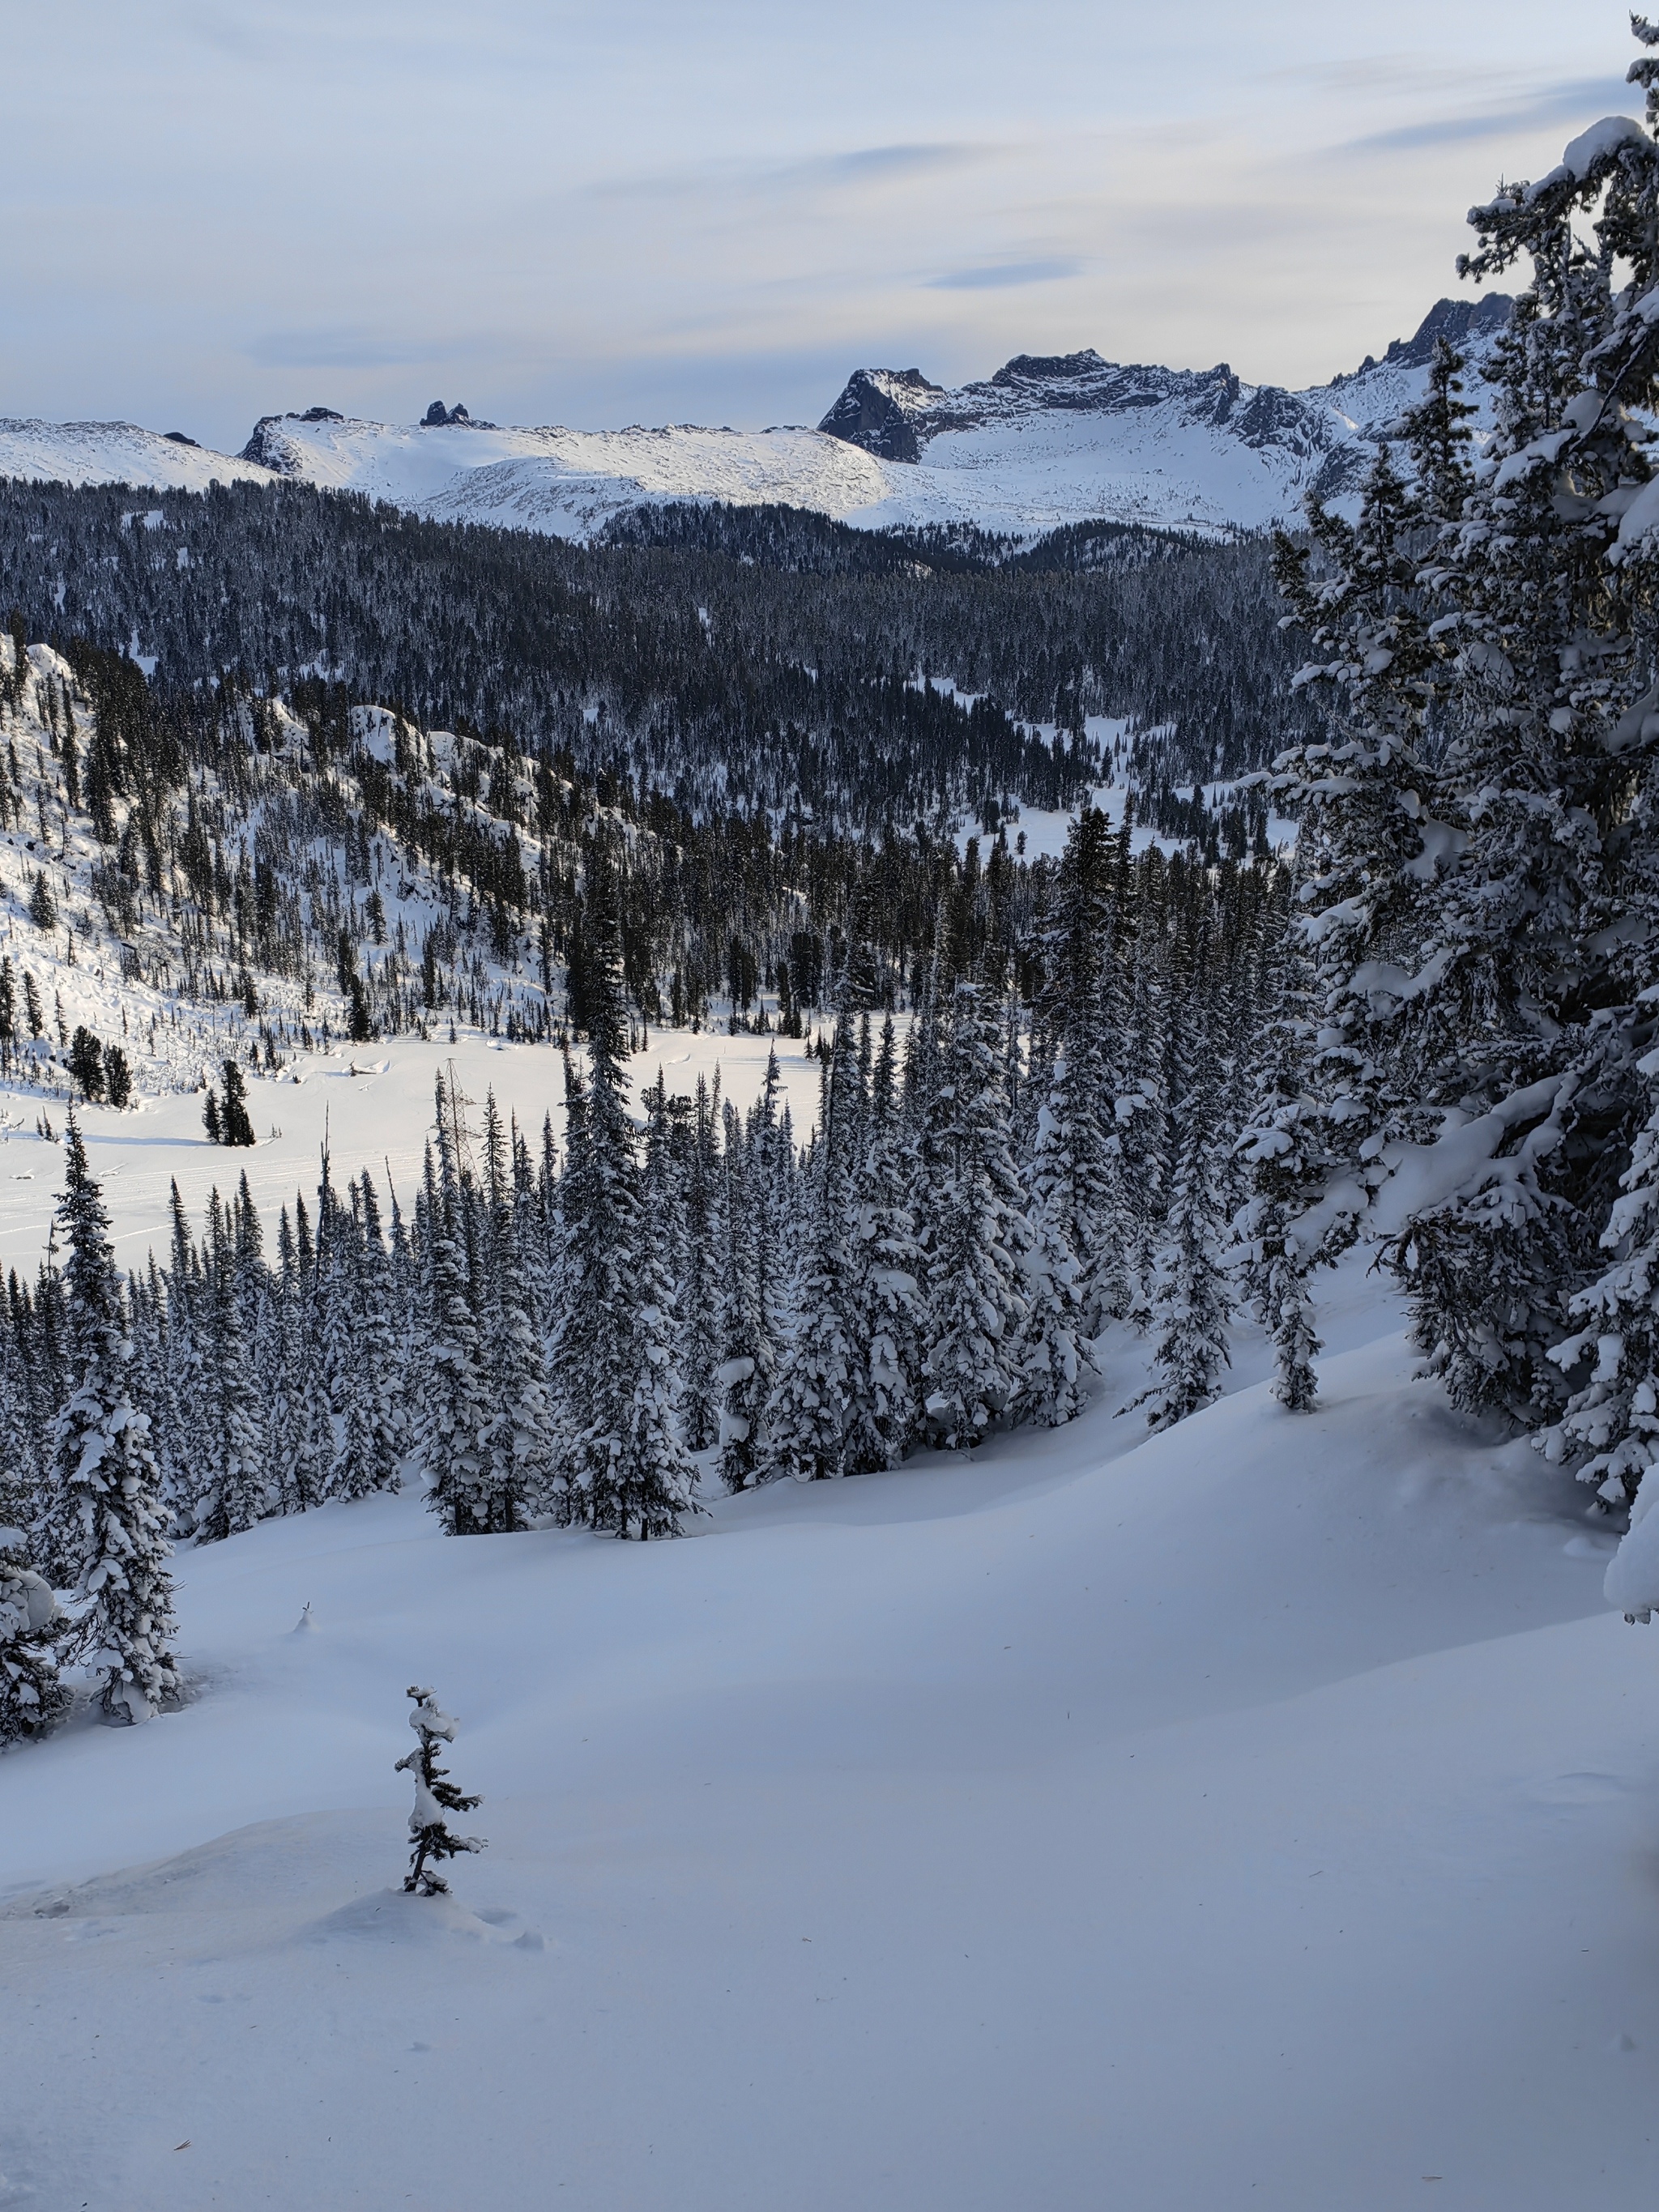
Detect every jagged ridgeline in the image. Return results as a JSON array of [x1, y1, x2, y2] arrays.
[[0, 481, 1311, 825]]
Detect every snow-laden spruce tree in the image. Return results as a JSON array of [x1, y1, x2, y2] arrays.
[[612, 1204, 696, 1537], [382, 1174, 423, 1468], [545, 1047, 593, 1505], [1375, 340, 1614, 1413], [396, 1685, 485, 1895], [418, 1089, 502, 1532], [1265, 429, 1451, 1249], [315, 1152, 382, 1504], [160, 1178, 207, 1534], [1021, 1046, 1087, 1429], [339, 1170, 400, 1499], [1269, 319, 1613, 1417], [122, 1267, 170, 1524], [1136, 971, 1233, 1432], [677, 1075, 724, 1454], [923, 982, 1034, 1450], [851, 1016, 926, 1468], [0, 1312, 39, 1541], [761, 1008, 862, 1481], [0, 1524, 68, 1745], [1038, 800, 1123, 1335], [51, 1116, 179, 1724], [1234, 915, 1326, 1413], [194, 1189, 267, 1541], [269, 1204, 324, 1513], [1284, 38, 1659, 1429], [483, 1146, 552, 1529], [558, 857, 697, 1537], [1542, 1029, 1659, 1509], [715, 1098, 775, 1493], [1116, 866, 1173, 1327]]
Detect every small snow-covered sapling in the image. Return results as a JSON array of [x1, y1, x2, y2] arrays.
[[396, 1684, 485, 1895]]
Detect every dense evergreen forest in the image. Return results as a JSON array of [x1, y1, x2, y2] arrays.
[[2, 811, 1292, 1728], [0, 481, 1309, 829]]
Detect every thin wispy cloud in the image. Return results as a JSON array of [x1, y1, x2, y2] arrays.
[[1340, 75, 1631, 156], [589, 141, 996, 204], [929, 258, 1081, 291]]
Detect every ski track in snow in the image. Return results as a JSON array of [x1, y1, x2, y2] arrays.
[[1, 1230, 1656, 2210]]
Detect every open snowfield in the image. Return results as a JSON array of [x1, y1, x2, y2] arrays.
[[2, 1183, 1658, 2207], [0, 1026, 826, 1278]]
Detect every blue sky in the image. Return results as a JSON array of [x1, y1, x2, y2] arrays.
[[0, 2, 1632, 446]]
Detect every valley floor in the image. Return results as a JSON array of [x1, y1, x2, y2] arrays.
[[2, 1238, 1657, 2210], [0, 1028, 825, 1277]]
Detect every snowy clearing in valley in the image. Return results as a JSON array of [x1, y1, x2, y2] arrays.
[[0, 1026, 825, 1276]]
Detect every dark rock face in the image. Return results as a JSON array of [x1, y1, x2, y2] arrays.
[[1336, 294, 1512, 381], [1386, 292, 1512, 367], [239, 416, 295, 467], [824, 348, 1272, 454], [162, 431, 200, 447], [1235, 385, 1320, 454], [989, 350, 1108, 386], [238, 407, 344, 467], [817, 370, 940, 463], [423, 401, 474, 427], [817, 298, 1515, 482]]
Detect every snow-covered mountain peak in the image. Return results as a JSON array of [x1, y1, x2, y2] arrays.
[[0, 294, 1513, 542], [819, 296, 1512, 482], [1331, 289, 1512, 383]]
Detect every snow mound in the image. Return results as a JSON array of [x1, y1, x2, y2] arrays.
[[0, 418, 275, 492], [305, 1886, 506, 1946], [2, 1811, 365, 1920]]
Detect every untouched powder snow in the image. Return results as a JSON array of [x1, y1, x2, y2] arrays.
[[2, 1242, 1657, 2209], [0, 420, 275, 493], [0, 1026, 828, 1276]]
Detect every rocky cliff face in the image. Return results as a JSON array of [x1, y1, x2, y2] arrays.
[[816, 369, 943, 463], [239, 407, 346, 469], [817, 298, 1514, 482]]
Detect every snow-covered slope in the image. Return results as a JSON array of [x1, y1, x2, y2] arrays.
[[0, 420, 275, 493], [2, 1259, 1655, 2210], [244, 409, 903, 539], [816, 294, 1512, 535], [0, 296, 1510, 541]]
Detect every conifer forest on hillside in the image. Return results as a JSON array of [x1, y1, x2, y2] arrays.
[[9, 23, 1659, 2211]]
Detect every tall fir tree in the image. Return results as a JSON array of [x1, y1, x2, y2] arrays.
[[762, 1008, 863, 1481], [561, 856, 697, 1536], [923, 982, 1034, 1451], [50, 1118, 179, 1724], [418, 1085, 502, 1532]]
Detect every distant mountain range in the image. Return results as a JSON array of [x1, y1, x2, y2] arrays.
[[0, 296, 1510, 542]]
